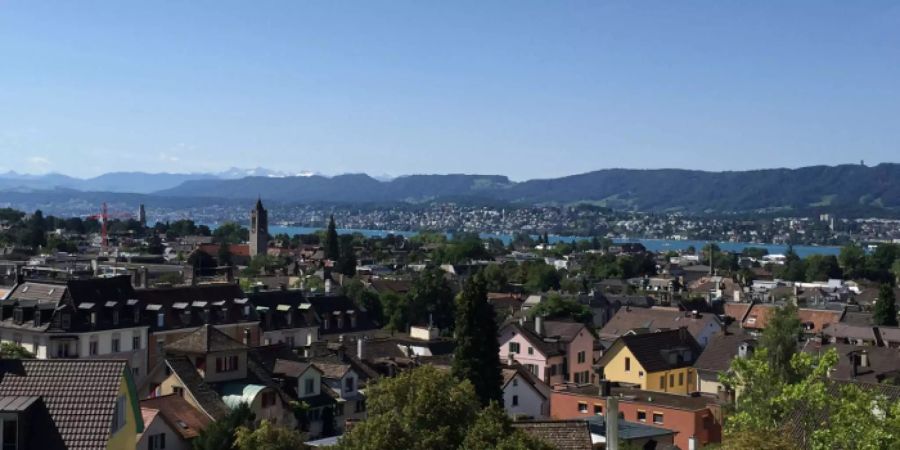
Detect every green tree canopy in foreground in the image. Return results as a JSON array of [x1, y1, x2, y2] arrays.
[[335, 365, 551, 450], [452, 273, 503, 406]]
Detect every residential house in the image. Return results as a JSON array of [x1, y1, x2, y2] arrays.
[[311, 360, 367, 432], [133, 283, 261, 373], [0, 276, 150, 384], [730, 302, 843, 335], [246, 287, 320, 353], [154, 325, 296, 427], [0, 359, 143, 450], [597, 328, 701, 395], [693, 333, 756, 397], [803, 341, 900, 384], [304, 292, 378, 340], [501, 363, 551, 419], [498, 318, 595, 385], [551, 383, 723, 449], [598, 306, 721, 348], [822, 323, 881, 346], [270, 360, 335, 438], [138, 394, 211, 450]]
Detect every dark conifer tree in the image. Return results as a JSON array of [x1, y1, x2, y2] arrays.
[[452, 272, 503, 406], [324, 215, 340, 261]]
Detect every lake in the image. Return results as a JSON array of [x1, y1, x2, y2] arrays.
[[268, 225, 841, 257]]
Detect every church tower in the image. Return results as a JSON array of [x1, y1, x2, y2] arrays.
[[249, 197, 268, 257]]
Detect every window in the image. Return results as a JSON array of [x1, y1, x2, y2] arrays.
[[355, 398, 366, 413], [578, 402, 588, 413], [334, 403, 344, 417], [173, 386, 184, 397], [111, 336, 120, 353], [61, 313, 71, 329], [653, 413, 664, 425], [509, 342, 520, 353], [527, 346, 534, 355], [638, 370, 644, 378], [577, 351, 586, 364], [215, 355, 239, 373], [660, 375, 666, 389], [669, 374, 675, 387], [111, 395, 127, 433], [594, 404, 603, 415], [148, 433, 166, 450], [261, 391, 277, 408], [157, 313, 165, 327], [156, 339, 165, 355], [12, 308, 22, 324], [89, 339, 99, 356], [304, 378, 315, 395], [134, 309, 141, 324], [549, 364, 557, 376], [133, 335, 141, 350], [2, 417, 18, 450], [679, 372, 684, 386], [525, 364, 538, 376], [512, 378, 518, 387], [132, 367, 140, 378], [637, 410, 647, 422], [624, 357, 631, 371], [512, 395, 519, 406], [112, 310, 119, 326], [345, 377, 355, 393], [285, 335, 295, 347], [90, 312, 97, 326]]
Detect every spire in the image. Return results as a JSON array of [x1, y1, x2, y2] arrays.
[[255, 195, 264, 210]]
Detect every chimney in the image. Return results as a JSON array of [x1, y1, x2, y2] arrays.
[[140, 266, 148, 288], [535, 316, 543, 336], [357, 337, 365, 359], [860, 350, 869, 368], [91, 259, 99, 276], [606, 396, 619, 450], [688, 436, 698, 450], [325, 279, 332, 293]]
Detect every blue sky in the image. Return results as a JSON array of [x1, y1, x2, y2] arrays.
[[0, 1, 898, 180]]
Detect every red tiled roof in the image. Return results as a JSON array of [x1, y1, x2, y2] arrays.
[[141, 394, 211, 439]]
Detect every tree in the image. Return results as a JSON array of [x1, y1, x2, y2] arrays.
[[217, 242, 233, 266], [407, 267, 455, 330], [452, 273, 503, 407], [838, 244, 866, 279], [325, 215, 340, 261], [193, 403, 255, 450], [873, 284, 898, 326], [0, 342, 35, 359], [336, 365, 549, 450], [758, 304, 802, 382], [803, 254, 842, 282], [526, 293, 592, 326], [336, 235, 357, 277], [234, 420, 306, 450], [336, 365, 480, 450], [459, 403, 554, 450], [381, 292, 408, 332], [523, 262, 560, 293], [481, 263, 509, 292]]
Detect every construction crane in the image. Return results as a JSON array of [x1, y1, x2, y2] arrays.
[[87, 202, 134, 252]]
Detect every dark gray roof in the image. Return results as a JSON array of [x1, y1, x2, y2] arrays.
[[583, 415, 676, 441], [164, 357, 231, 420], [693, 333, 756, 373], [600, 329, 701, 373], [0, 359, 135, 450]]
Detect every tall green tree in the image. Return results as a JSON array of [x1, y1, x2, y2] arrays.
[[838, 244, 866, 279], [336, 235, 357, 277], [758, 304, 802, 382], [452, 273, 503, 407], [324, 215, 340, 261], [873, 284, 898, 326]]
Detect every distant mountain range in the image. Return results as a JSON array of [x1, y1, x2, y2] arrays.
[[0, 167, 321, 194], [2, 164, 899, 215]]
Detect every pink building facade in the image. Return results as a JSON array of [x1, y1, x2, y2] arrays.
[[498, 318, 595, 386]]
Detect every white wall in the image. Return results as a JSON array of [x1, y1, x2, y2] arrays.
[[503, 374, 547, 419], [137, 414, 190, 450]]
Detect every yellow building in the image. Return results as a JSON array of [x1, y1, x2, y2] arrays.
[[597, 328, 700, 395], [0, 359, 143, 450]]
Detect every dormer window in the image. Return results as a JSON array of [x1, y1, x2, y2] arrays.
[[134, 308, 141, 324], [90, 312, 97, 327], [112, 310, 120, 326], [61, 313, 71, 329], [12, 308, 23, 325], [157, 313, 165, 327]]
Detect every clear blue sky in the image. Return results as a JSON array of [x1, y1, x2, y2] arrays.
[[1, 1, 898, 180]]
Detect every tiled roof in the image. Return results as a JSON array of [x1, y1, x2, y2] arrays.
[[693, 332, 756, 373], [822, 323, 879, 342], [312, 362, 350, 380], [599, 307, 719, 341], [6, 281, 67, 302], [165, 324, 248, 355], [559, 383, 719, 411], [600, 329, 701, 373], [0, 359, 133, 450], [141, 394, 212, 439], [164, 357, 231, 420], [272, 359, 315, 378], [511, 420, 592, 450], [803, 342, 900, 384]]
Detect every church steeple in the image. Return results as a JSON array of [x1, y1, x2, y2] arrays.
[[249, 197, 268, 257]]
